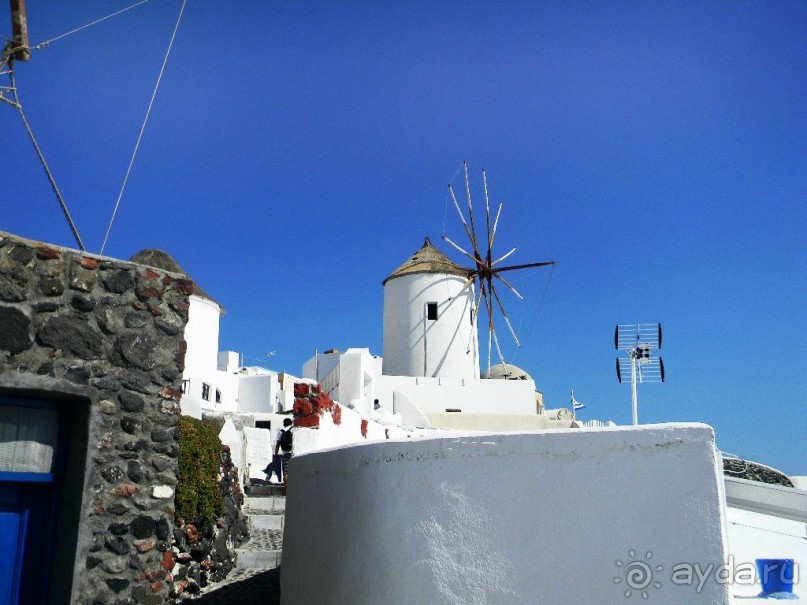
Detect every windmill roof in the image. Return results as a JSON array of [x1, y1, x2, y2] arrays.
[[129, 249, 223, 312], [383, 237, 472, 285]]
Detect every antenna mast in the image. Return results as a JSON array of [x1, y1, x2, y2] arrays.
[[615, 323, 665, 425], [6, 0, 31, 61]]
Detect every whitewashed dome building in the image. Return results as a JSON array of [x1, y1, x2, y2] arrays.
[[381, 238, 479, 380]]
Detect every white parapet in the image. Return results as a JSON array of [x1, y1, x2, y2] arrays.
[[281, 423, 731, 605]]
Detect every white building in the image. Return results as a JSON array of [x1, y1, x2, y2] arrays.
[[130, 249, 294, 421], [382, 237, 480, 380], [302, 238, 600, 432]]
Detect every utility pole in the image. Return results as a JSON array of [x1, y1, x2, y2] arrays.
[[7, 0, 31, 61]]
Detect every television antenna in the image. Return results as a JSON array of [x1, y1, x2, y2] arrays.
[[615, 323, 665, 425], [442, 162, 556, 373]]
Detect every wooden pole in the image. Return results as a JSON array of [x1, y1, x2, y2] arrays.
[[9, 0, 31, 61]]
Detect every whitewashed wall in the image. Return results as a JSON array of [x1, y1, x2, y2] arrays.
[[382, 273, 479, 380], [244, 426, 274, 481], [237, 374, 279, 414], [303, 349, 539, 422], [281, 423, 730, 605], [292, 402, 412, 457], [182, 295, 221, 377], [378, 373, 537, 417]]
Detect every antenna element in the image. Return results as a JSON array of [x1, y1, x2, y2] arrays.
[[615, 323, 665, 425]]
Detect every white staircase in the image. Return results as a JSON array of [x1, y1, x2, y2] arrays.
[[235, 488, 286, 569]]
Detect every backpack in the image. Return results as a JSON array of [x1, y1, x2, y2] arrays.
[[279, 427, 293, 451]]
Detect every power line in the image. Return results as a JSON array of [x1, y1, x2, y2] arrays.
[[31, 0, 151, 51], [101, 0, 187, 255], [8, 68, 86, 250]]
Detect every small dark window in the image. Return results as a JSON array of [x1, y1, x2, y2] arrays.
[[255, 421, 272, 430], [470, 309, 474, 325], [427, 302, 438, 320], [182, 379, 190, 394], [201, 383, 210, 401], [215, 389, 222, 403]]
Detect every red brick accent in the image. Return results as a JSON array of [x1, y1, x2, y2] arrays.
[[159, 387, 182, 401], [294, 415, 320, 428], [36, 246, 60, 260], [361, 419, 368, 438], [134, 539, 156, 553], [78, 257, 99, 269], [293, 398, 314, 416], [109, 484, 138, 497], [175, 279, 195, 295], [161, 551, 175, 570]]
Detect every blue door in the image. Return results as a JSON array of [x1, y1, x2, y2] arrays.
[[0, 397, 66, 604], [0, 506, 26, 605]]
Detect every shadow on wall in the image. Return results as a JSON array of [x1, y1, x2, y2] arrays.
[[189, 567, 280, 605]]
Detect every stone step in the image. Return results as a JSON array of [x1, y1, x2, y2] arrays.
[[245, 483, 286, 497], [235, 527, 284, 570], [250, 514, 283, 531], [244, 495, 285, 514], [235, 548, 282, 569]]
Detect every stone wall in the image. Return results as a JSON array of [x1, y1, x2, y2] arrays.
[[171, 443, 249, 598], [0, 232, 191, 604]]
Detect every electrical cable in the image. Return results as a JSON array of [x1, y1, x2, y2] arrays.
[[100, 0, 187, 254], [9, 67, 86, 250], [31, 0, 151, 51]]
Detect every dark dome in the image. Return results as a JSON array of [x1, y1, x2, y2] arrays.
[[129, 249, 222, 311]]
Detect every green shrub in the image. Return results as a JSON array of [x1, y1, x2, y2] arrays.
[[176, 415, 224, 523]]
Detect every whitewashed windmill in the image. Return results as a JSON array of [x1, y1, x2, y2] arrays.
[[382, 163, 555, 379]]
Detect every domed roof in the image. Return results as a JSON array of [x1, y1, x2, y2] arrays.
[[129, 249, 222, 311], [383, 237, 472, 285], [482, 363, 532, 381]]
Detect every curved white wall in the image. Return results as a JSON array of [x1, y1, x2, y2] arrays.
[[281, 423, 730, 605], [183, 295, 221, 377], [382, 272, 479, 380]]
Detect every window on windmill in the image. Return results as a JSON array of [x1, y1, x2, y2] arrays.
[[182, 379, 190, 394], [215, 389, 222, 403], [202, 383, 210, 401], [427, 302, 438, 320], [470, 309, 474, 325]]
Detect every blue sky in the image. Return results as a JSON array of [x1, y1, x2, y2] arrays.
[[2, 1, 805, 474]]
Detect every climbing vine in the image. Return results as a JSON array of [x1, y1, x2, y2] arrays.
[[176, 415, 224, 523]]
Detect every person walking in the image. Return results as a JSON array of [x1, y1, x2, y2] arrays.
[[274, 418, 293, 489]]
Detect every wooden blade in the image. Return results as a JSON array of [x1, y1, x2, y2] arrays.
[[474, 278, 485, 323], [486, 323, 493, 377], [491, 284, 521, 348], [491, 328, 507, 369], [489, 202, 503, 251], [459, 274, 476, 293], [442, 235, 483, 266], [482, 168, 492, 262], [492, 247, 516, 266], [448, 183, 478, 257], [481, 281, 495, 331], [463, 161, 481, 258], [494, 272, 524, 300], [494, 260, 556, 273]]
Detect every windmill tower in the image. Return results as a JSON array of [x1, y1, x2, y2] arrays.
[[382, 163, 556, 381], [382, 237, 480, 379]]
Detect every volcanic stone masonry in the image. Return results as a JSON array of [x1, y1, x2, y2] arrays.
[[0, 232, 191, 604]]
